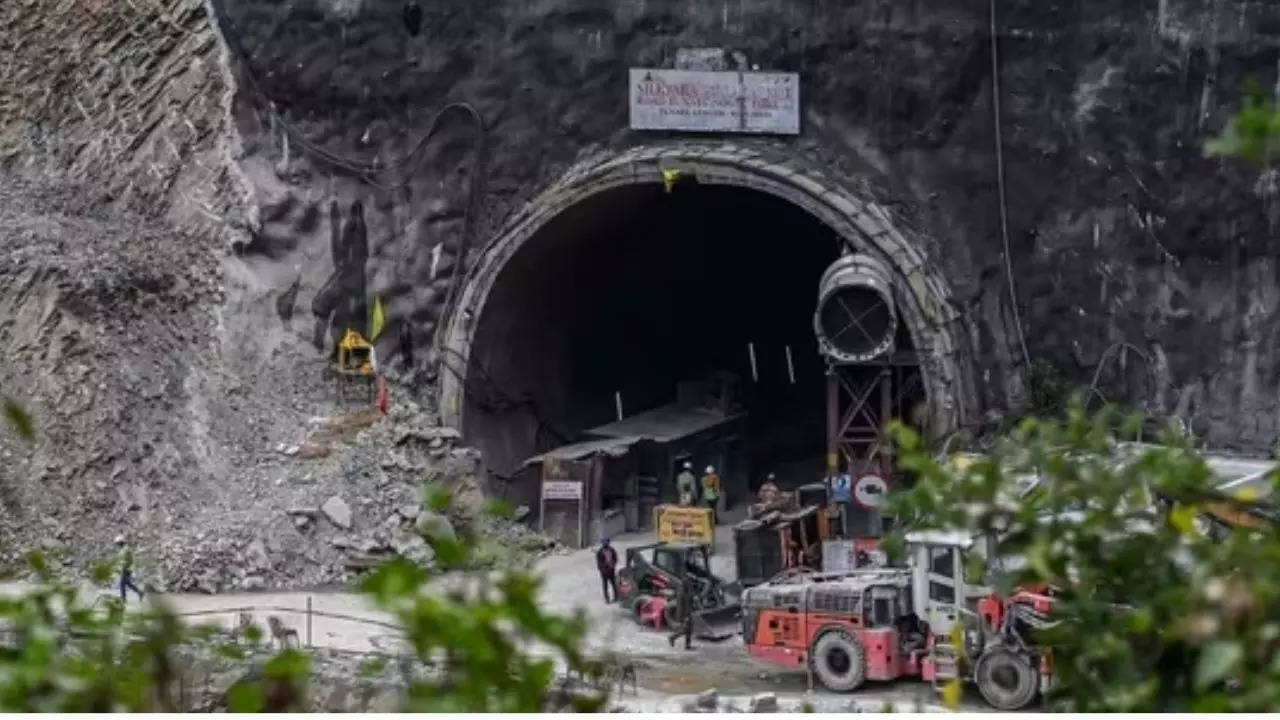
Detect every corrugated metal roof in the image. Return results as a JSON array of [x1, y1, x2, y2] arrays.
[[588, 403, 745, 443], [520, 436, 645, 467]]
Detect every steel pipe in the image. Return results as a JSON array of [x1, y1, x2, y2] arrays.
[[813, 253, 897, 364]]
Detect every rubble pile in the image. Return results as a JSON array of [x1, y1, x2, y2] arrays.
[[0, 178, 556, 591]]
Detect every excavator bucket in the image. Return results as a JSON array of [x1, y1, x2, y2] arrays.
[[692, 600, 743, 641]]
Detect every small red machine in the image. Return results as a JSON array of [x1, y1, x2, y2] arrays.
[[740, 531, 1055, 710]]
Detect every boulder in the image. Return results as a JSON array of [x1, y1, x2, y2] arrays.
[[414, 509, 455, 542], [697, 689, 719, 710], [242, 539, 270, 572], [748, 693, 777, 713], [241, 575, 266, 591], [391, 531, 434, 565], [321, 496, 353, 530]]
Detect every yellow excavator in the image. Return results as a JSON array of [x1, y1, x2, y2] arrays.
[[333, 328, 376, 404]]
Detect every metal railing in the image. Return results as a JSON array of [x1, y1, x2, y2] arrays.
[[170, 597, 412, 656]]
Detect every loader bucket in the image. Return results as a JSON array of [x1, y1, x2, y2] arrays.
[[692, 602, 743, 642]]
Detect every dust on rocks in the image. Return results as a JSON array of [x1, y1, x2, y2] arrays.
[[0, 178, 559, 592]]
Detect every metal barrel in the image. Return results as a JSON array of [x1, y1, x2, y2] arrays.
[[813, 253, 897, 364]]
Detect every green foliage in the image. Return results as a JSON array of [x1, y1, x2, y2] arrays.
[[1206, 84, 1280, 162], [2, 398, 33, 441], [358, 494, 602, 712], [888, 396, 1280, 712], [0, 553, 190, 711], [0, 492, 596, 713]]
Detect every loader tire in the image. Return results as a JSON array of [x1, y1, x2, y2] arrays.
[[632, 595, 652, 624], [810, 629, 866, 692], [974, 647, 1038, 711], [663, 601, 683, 629]]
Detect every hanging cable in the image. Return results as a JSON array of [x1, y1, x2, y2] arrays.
[[989, 0, 1032, 372], [216, 11, 486, 192], [215, 9, 488, 364]]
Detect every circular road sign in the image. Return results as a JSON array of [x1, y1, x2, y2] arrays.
[[853, 474, 888, 508]]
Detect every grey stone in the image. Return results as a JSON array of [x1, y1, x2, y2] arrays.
[[514, 504, 531, 521], [414, 509, 455, 542], [242, 538, 270, 571], [748, 692, 777, 713], [697, 688, 719, 710], [241, 574, 266, 591], [321, 496, 353, 530], [397, 503, 421, 521]]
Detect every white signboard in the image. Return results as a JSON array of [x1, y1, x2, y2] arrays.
[[629, 68, 800, 135], [822, 539, 856, 574], [542, 480, 583, 501], [853, 474, 888, 508]]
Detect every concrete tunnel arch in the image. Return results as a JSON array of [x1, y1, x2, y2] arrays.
[[438, 141, 975, 478]]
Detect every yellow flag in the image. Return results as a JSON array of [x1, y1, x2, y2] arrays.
[[370, 296, 386, 340]]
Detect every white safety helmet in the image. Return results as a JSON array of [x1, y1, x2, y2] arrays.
[[706, 466, 715, 474], [683, 461, 692, 469]]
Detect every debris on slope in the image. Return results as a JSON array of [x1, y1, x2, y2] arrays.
[[0, 180, 557, 593]]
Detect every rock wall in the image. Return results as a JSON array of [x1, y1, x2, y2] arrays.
[[3, 0, 1279, 588], [208, 0, 1280, 452]]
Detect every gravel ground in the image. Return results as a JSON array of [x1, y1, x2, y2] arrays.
[[1, 520, 979, 713]]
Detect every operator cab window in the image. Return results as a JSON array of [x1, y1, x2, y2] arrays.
[[687, 550, 709, 576], [866, 586, 899, 627], [655, 551, 679, 575], [928, 547, 957, 604]]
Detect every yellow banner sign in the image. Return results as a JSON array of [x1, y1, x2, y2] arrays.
[[654, 505, 714, 546]]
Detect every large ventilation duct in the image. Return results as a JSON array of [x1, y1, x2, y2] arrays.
[[814, 253, 896, 364]]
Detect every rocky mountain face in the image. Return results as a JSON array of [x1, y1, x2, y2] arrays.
[[207, 0, 1280, 446], [1, 0, 1278, 586]]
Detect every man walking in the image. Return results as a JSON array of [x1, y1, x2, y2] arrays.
[[700, 465, 721, 526], [676, 461, 697, 507], [596, 537, 618, 603], [666, 580, 694, 650], [117, 540, 144, 603]]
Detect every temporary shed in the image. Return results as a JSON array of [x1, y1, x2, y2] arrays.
[[520, 403, 749, 548]]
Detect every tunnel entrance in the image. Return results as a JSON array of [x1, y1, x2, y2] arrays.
[[455, 178, 925, 495]]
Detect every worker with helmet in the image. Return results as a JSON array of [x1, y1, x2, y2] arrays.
[[701, 465, 721, 526], [676, 461, 697, 506]]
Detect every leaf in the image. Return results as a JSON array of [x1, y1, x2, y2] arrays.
[[26, 550, 48, 576], [90, 560, 113, 585], [359, 557, 427, 604], [1233, 485, 1262, 503], [1169, 503, 1201, 537], [2, 399, 33, 440], [215, 644, 247, 661], [425, 487, 452, 513], [264, 649, 310, 679], [226, 682, 264, 713], [1194, 640, 1242, 691], [483, 498, 513, 519]]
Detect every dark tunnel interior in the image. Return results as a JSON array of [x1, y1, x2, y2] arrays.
[[463, 181, 911, 490]]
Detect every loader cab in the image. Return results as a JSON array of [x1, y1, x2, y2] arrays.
[[652, 541, 711, 579], [904, 530, 985, 640]]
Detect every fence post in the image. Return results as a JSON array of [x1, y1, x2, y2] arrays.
[[306, 596, 313, 648]]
